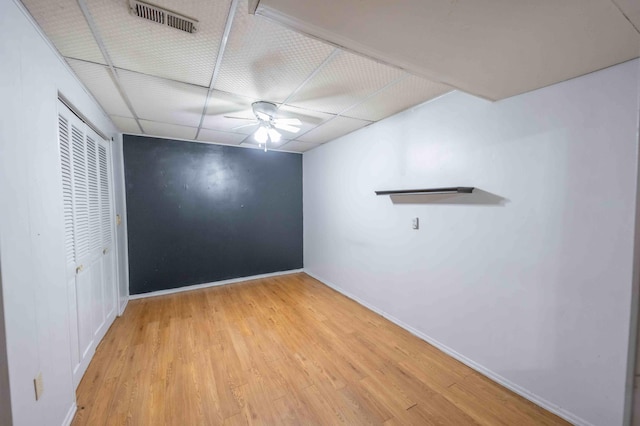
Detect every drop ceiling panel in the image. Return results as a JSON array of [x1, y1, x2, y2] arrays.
[[197, 128, 247, 145], [117, 69, 207, 127], [213, 6, 334, 103], [343, 74, 452, 122], [279, 141, 320, 152], [111, 116, 141, 134], [140, 120, 197, 140], [85, 0, 230, 86], [67, 59, 132, 117], [287, 50, 404, 114], [201, 90, 257, 133], [297, 116, 370, 144], [21, 0, 105, 64], [212, 117, 259, 135], [256, 0, 640, 100]]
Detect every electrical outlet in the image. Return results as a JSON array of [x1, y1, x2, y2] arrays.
[[34, 373, 43, 401], [412, 217, 419, 230]]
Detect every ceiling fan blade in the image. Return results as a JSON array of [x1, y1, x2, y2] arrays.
[[224, 116, 258, 121], [274, 122, 301, 133], [232, 122, 259, 131], [274, 118, 302, 126]]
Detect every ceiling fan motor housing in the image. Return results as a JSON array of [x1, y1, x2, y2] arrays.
[[252, 101, 278, 123]]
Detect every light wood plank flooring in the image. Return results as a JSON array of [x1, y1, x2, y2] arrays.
[[72, 273, 568, 425]]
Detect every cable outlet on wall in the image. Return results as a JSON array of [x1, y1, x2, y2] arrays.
[[412, 217, 419, 230], [34, 372, 43, 401]]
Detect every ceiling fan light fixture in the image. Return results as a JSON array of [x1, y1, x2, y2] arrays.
[[268, 128, 281, 143], [245, 101, 301, 150], [254, 126, 268, 143]]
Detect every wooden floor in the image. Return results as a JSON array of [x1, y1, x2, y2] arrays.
[[72, 273, 568, 425]]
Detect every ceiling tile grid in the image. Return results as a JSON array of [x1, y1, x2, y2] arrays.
[[139, 120, 197, 140], [297, 115, 371, 144], [212, 5, 335, 103], [21, 0, 106, 64], [117, 68, 208, 127], [343, 74, 452, 121], [67, 59, 133, 118], [84, 0, 231, 86], [23, 0, 460, 151], [287, 50, 405, 115], [255, 0, 640, 100]]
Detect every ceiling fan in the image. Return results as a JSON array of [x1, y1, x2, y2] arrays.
[[225, 101, 302, 151]]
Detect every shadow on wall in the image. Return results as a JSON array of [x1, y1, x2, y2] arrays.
[[389, 189, 509, 206]]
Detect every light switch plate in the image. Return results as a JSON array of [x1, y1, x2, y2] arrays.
[[412, 217, 419, 230], [34, 372, 44, 401]]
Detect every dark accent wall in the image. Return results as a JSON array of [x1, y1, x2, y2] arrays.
[[123, 135, 303, 295]]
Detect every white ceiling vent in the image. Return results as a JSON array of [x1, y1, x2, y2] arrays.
[[129, 0, 198, 34]]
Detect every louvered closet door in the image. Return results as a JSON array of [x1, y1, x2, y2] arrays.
[[58, 101, 118, 388], [98, 139, 117, 331]]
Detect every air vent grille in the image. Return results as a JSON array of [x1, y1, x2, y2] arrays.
[[167, 14, 195, 33], [129, 0, 198, 34]]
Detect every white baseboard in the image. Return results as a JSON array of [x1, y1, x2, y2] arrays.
[[129, 269, 304, 300], [62, 403, 77, 426], [303, 269, 591, 426], [118, 298, 128, 316]]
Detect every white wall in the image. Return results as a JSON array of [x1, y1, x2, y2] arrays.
[[0, 1, 119, 424], [630, 60, 640, 426], [304, 59, 640, 426], [0, 254, 12, 426]]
